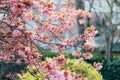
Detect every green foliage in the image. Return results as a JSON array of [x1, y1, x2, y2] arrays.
[[101, 60, 120, 80], [18, 71, 44, 80], [66, 59, 103, 80], [18, 66, 47, 80], [40, 50, 58, 58], [40, 50, 74, 59], [86, 52, 120, 80], [0, 61, 27, 80]]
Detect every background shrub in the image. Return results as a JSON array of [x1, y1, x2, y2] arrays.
[[0, 61, 26, 80], [86, 53, 120, 80], [18, 71, 44, 80], [101, 60, 120, 80], [66, 59, 103, 80]]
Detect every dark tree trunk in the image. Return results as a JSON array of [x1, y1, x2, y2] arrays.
[[75, 0, 84, 35], [105, 26, 113, 63], [74, 0, 85, 50], [105, 39, 111, 63]]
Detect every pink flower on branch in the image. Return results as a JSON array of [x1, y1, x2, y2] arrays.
[[24, 13, 33, 20], [72, 50, 81, 57], [83, 52, 93, 60], [79, 19, 85, 24], [54, 55, 66, 66], [78, 58, 84, 63], [12, 29, 22, 37], [94, 62, 103, 70], [83, 40, 95, 51]]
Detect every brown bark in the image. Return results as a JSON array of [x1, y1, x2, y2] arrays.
[[105, 39, 111, 63]]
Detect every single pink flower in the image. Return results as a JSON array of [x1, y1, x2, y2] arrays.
[[24, 13, 33, 20], [79, 19, 85, 24], [78, 58, 83, 63], [83, 52, 93, 59], [12, 29, 22, 37], [16, 59, 21, 64], [94, 62, 103, 70], [43, 61, 57, 73], [25, 47, 31, 52], [83, 40, 94, 51], [87, 13, 93, 19], [34, 15, 40, 22], [72, 50, 81, 57], [54, 55, 66, 66]]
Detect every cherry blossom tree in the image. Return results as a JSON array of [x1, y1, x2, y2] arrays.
[[84, 0, 120, 63], [0, 0, 101, 80]]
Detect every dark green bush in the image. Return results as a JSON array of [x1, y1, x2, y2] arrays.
[[86, 54, 120, 80], [40, 50, 58, 58], [0, 61, 27, 80], [101, 60, 120, 80]]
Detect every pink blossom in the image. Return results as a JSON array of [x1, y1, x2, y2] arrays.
[[33, 1, 40, 6], [79, 19, 85, 24], [25, 47, 31, 52], [83, 52, 93, 59], [0, 4, 6, 7], [17, 25, 24, 30], [87, 13, 93, 19], [0, 0, 99, 79], [24, 13, 33, 20], [94, 62, 103, 70], [75, 35, 79, 38], [12, 29, 22, 37], [43, 61, 57, 73], [18, 50, 27, 58], [46, 70, 74, 80], [78, 58, 83, 63], [54, 55, 66, 66], [89, 30, 98, 37], [34, 15, 40, 22], [16, 59, 21, 64], [72, 50, 81, 57], [83, 40, 94, 50]]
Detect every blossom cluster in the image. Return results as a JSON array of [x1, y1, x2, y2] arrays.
[[0, 0, 102, 79]]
